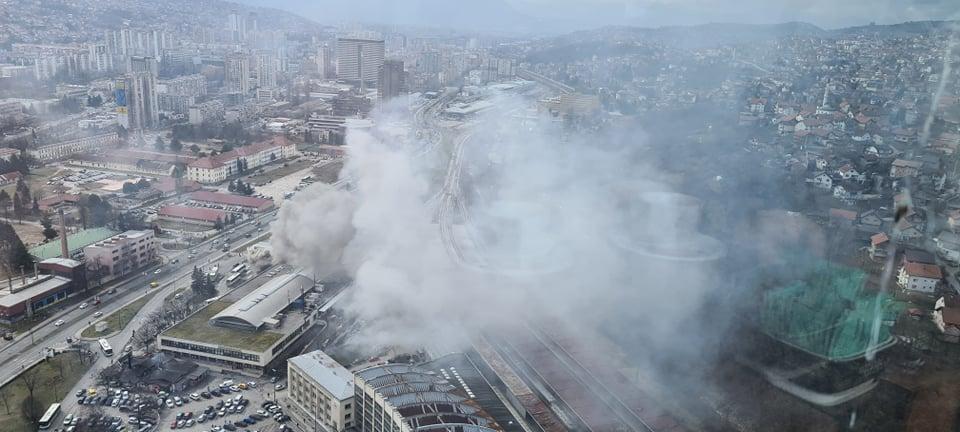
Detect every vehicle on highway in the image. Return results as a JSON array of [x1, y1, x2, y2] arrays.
[[93, 311, 103, 318], [79, 302, 88, 309], [154, 269, 162, 275], [150, 281, 159, 288], [98, 338, 113, 356], [54, 319, 65, 326]]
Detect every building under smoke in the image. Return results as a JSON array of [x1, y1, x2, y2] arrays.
[[737, 257, 902, 406], [353, 364, 501, 432]]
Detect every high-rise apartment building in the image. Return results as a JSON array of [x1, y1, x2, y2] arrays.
[[377, 59, 404, 102], [117, 72, 159, 130], [255, 51, 277, 88], [336, 37, 384, 88], [224, 52, 250, 95], [316, 43, 334, 78], [127, 55, 158, 77], [226, 12, 246, 43]]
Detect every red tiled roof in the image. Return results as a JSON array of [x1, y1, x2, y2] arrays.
[[0, 171, 23, 182], [37, 193, 80, 210], [189, 191, 274, 210], [903, 262, 942, 280], [158, 205, 226, 222], [829, 208, 857, 221], [871, 232, 889, 246], [188, 136, 292, 170]]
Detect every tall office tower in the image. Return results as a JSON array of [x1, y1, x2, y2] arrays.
[[255, 51, 277, 88], [316, 43, 334, 78], [117, 72, 159, 131], [336, 37, 384, 89], [224, 52, 250, 95], [87, 44, 114, 72], [377, 60, 404, 102], [226, 12, 247, 43], [127, 56, 158, 77]]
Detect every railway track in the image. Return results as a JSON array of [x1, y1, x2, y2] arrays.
[[500, 329, 643, 432], [530, 324, 690, 432]]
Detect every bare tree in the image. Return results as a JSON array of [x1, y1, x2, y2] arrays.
[[18, 366, 42, 426], [18, 365, 41, 402], [0, 384, 10, 415], [20, 395, 44, 426]]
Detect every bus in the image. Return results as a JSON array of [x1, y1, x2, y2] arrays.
[[226, 273, 243, 285], [38, 403, 60, 429], [231, 263, 246, 274], [98, 338, 113, 357]]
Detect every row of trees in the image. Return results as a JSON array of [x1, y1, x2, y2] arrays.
[[190, 266, 218, 299], [212, 213, 241, 230], [171, 121, 265, 148], [0, 153, 31, 175], [0, 178, 39, 222], [0, 221, 33, 278], [121, 178, 151, 194], [77, 193, 113, 229], [153, 136, 183, 153], [227, 179, 254, 195]]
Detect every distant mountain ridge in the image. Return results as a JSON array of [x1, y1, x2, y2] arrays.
[[550, 20, 957, 49]]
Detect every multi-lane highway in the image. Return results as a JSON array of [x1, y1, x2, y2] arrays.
[[0, 210, 276, 391]]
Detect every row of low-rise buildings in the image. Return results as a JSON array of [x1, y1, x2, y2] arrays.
[[28, 132, 120, 161], [186, 135, 297, 184]]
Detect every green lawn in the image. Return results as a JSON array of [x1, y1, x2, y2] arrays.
[[164, 287, 187, 303], [0, 351, 91, 432], [162, 300, 283, 351], [80, 292, 157, 339]]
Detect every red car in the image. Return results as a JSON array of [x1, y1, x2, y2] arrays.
[[170, 420, 178, 429]]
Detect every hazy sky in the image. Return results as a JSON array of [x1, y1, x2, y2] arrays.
[[237, 0, 957, 32]]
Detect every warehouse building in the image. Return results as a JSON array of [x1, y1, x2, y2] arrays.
[[158, 273, 320, 374], [188, 191, 275, 213], [157, 205, 227, 227]]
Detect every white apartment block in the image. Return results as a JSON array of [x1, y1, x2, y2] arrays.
[[287, 350, 355, 432], [83, 230, 157, 281]]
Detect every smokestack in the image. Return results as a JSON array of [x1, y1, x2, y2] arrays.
[[58, 208, 69, 259]]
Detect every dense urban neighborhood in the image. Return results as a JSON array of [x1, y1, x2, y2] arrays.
[[0, 1, 958, 432]]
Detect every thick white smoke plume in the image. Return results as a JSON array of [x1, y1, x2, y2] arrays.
[[273, 92, 725, 359]]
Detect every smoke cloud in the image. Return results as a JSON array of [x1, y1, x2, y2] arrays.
[[272, 92, 728, 361]]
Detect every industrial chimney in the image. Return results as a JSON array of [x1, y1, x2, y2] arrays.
[[58, 208, 69, 259]]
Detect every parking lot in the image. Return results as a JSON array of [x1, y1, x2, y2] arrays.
[[56, 373, 291, 432]]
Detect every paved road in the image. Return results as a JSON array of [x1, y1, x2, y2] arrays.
[[0, 211, 277, 391]]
